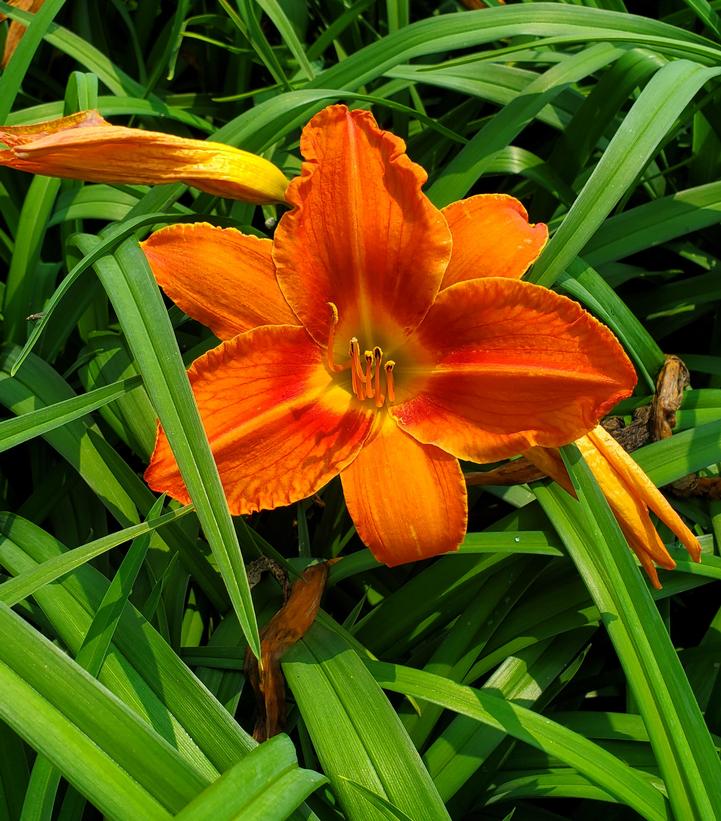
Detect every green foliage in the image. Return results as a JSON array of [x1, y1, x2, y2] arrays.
[[1, 1, 721, 819]]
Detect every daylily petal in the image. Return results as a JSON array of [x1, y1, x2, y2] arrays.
[[340, 414, 467, 566], [586, 425, 701, 562], [525, 426, 701, 589], [523, 436, 676, 590], [523, 446, 572, 493], [145, 326, 375, 512], [272, 104, 452, 349], [0, 111, 289, 203], [524, 441, 675, 574], [575, 433, 676, 586], [440, 194, 548, 289], [391, 278, 636, 462], [141, 223, 297, 339]]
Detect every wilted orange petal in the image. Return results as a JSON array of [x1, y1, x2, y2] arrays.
[[145, 326, 375, 512], [587, 424, 701, 562], [340, 414, 467, 566], [635, 548, 662, 590], [525, 441, 673, 588], [141, 223, 297, 339], [1, 0, 45, 69], [575, 434, 676, 571], [0, 111, 289, 203], [273, 105, 451, 347], [523, 446, 573, 493], [391, 278, 636, 463], [441, 194, 548, 289], [246, 563, 328, 741]]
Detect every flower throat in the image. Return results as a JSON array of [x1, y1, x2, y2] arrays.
[[326, 302, 396, 408]]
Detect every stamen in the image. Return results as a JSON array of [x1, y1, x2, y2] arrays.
[[385, 360, 396, 403], [373, 347, 383, 407], [352, 341, 365, 382], [342, 336, 399, 408], [364, 351, 374, 398], [326, 303, 343, 373], [350, 338, 360, 398]]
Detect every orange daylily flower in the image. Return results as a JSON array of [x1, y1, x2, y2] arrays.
[[526, 426, 701, 588], [0, 110, 289, 203], [0, 0, 44, 68], [142, 104, 637, 566]]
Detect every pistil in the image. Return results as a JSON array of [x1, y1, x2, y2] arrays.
[[326, 302, 345, 373]]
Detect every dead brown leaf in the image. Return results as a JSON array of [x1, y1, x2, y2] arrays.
[[652, 354, 690, 441], [459, 0, 505, 8], [244, 562, 329, 741], [465, 458, 545, 486]]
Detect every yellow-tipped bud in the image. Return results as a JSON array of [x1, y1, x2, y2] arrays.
[[0, 110, 289, 204]]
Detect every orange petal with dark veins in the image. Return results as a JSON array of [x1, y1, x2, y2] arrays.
[[141, 223, 297, 339], [145, 325, 375, 513], [341, 414, 467, 566]]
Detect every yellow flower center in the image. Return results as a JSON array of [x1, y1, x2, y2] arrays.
[[326, 303, 397, 408]]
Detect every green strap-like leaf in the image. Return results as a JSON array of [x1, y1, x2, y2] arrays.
[[535, 445, 721, 819], [284, 623, 450, 821], [528, 60, 721, 287], [0, 603, 208, 815], [0, 0, 67, 124], [175, 735, 325, 821], [365, 658, 669, 821], [80, 235, 260, 655]]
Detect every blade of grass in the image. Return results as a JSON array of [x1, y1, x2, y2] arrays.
[[428, 42, 625, 206], [0, 504, 192, 607], [81, 235, 259, 656], [0, 0, 150, 97], [255, 0, 315, 81], [528, 60, 721, 287], [683, 0, 721, 38], [2, 175, 61, 343], [174, 735, 325, 820], [10, 212, 199, 378], [284, 622, 450, 821], [367, 659, 669, 820], [0, 513, 257, 772], [310, 4, 721, 91], [0, 375, 141, 453], [21, 496, 164, 821], [0, 656, 172, 820], [355, 649, 668, 819], [0, 344, 228, 608], [0, 603, 209, 814]]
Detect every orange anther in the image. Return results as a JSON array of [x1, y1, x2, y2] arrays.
[[373, 347, 383, 407], [364, 351, 374, 398], [385, 360, 396, 403]]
